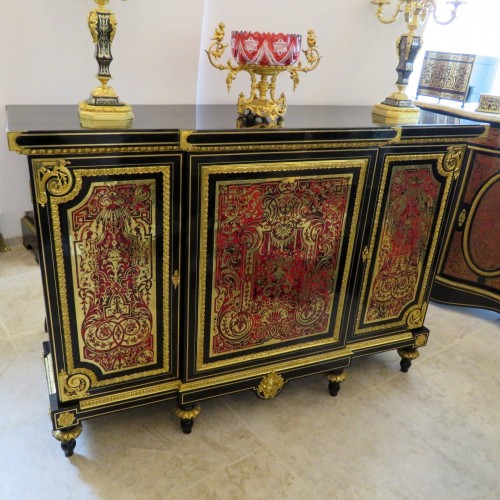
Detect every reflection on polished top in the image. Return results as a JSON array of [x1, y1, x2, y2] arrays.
[[6, 105, 487, 155], [6, 105, 484, 132]]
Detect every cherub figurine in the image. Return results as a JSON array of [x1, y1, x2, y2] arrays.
[[307, 29, 317, 49], [212, 22, 226, 43]]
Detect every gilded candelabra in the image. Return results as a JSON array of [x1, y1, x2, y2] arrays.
[[206, 23, 321, 125], [79, 0, 133, 128], [371, 0, 465, 123]]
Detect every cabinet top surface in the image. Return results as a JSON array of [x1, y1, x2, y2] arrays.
[[6, 104, 484, 133]]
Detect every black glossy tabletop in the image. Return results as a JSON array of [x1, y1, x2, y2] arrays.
[[6, 104, 481, 133]]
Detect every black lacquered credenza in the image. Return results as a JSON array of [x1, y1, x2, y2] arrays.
[[6, 105, 486, 456]]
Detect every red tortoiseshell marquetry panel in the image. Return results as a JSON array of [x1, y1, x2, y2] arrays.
[[68, 181, 157, 374], [209, 175, 352, 357], [364, 165, 440, 323], [443, 151, 500, 288]]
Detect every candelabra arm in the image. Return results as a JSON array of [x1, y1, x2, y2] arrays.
[[373, 0, 405, 24], [431, 2, 462, 25]]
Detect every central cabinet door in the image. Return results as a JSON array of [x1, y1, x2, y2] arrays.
[[185, 152, 372, 386]]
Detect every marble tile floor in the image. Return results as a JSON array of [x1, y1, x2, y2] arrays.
[[0, 244, 499, 500]]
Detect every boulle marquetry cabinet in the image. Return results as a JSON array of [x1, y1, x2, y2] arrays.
[[418, 103, 500, 313], [6, 105, 486, 456]]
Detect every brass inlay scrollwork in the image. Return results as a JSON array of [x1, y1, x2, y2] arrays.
[[405, 302, 427, 329], [441, 145, 466, 179], [355, 154, 452, 335], [257, 371, 285, 399], [196, 159, 367, 371], [33, 159, 73, 207], [49, 166, 172, 392], [58, 370, 91, 401]]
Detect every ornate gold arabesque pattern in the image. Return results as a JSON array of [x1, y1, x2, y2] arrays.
[[355, 152, 457, 335], [38, 162, 172, 401], [68, 180, 158, 374], [210, 175, 351, 357], [196, 159, 367, 371], [364, 166, 440, 323]]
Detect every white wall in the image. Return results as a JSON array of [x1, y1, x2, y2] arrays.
[[197, 0, 404, 105], [0, 0, 415, 239], [0, 0, 204, 239], [407, 0, 500, 98]]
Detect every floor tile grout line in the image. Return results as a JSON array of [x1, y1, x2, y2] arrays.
[[171, 447, 266, 498], [221, 397, 321, 500], [0, 316, 11, 339], [0, 410, 48, 433], [0, 269, 42, 281]]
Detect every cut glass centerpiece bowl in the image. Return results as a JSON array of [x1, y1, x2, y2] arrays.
[[207, 23, 320, 124]]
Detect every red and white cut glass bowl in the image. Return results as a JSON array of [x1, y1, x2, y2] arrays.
[[231, 31, 302, 66]]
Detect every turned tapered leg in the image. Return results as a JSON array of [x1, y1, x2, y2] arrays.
[[397, 347, 420, 373], [52, 423, 83, 457], [174, 404, 201, 434], [327, 369, 347, 397]]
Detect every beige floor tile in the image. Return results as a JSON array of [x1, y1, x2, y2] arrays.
[[173, 448, 316, 499], [0, 317, 8, 339], [0, 244, 39, 278], [451, 324, 500, 382], [71, 398, 263, 498], [373, 348, 500, 498], [0, 415, 99, 500], [0, 271, 45, 335], [426, 302, 499, 346], [0, 338, 49, 429]]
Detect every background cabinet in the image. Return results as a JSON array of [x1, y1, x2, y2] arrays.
[[6, 105, 486, 456]]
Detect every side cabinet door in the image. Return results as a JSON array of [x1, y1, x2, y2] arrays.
[[353, 146, 465, 339], [31, 155, 182, 409], [433, 141, 500, 311], [186, 152, 373, 386]]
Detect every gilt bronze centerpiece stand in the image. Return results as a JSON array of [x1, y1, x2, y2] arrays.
[[206, 23, 321, 125]]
